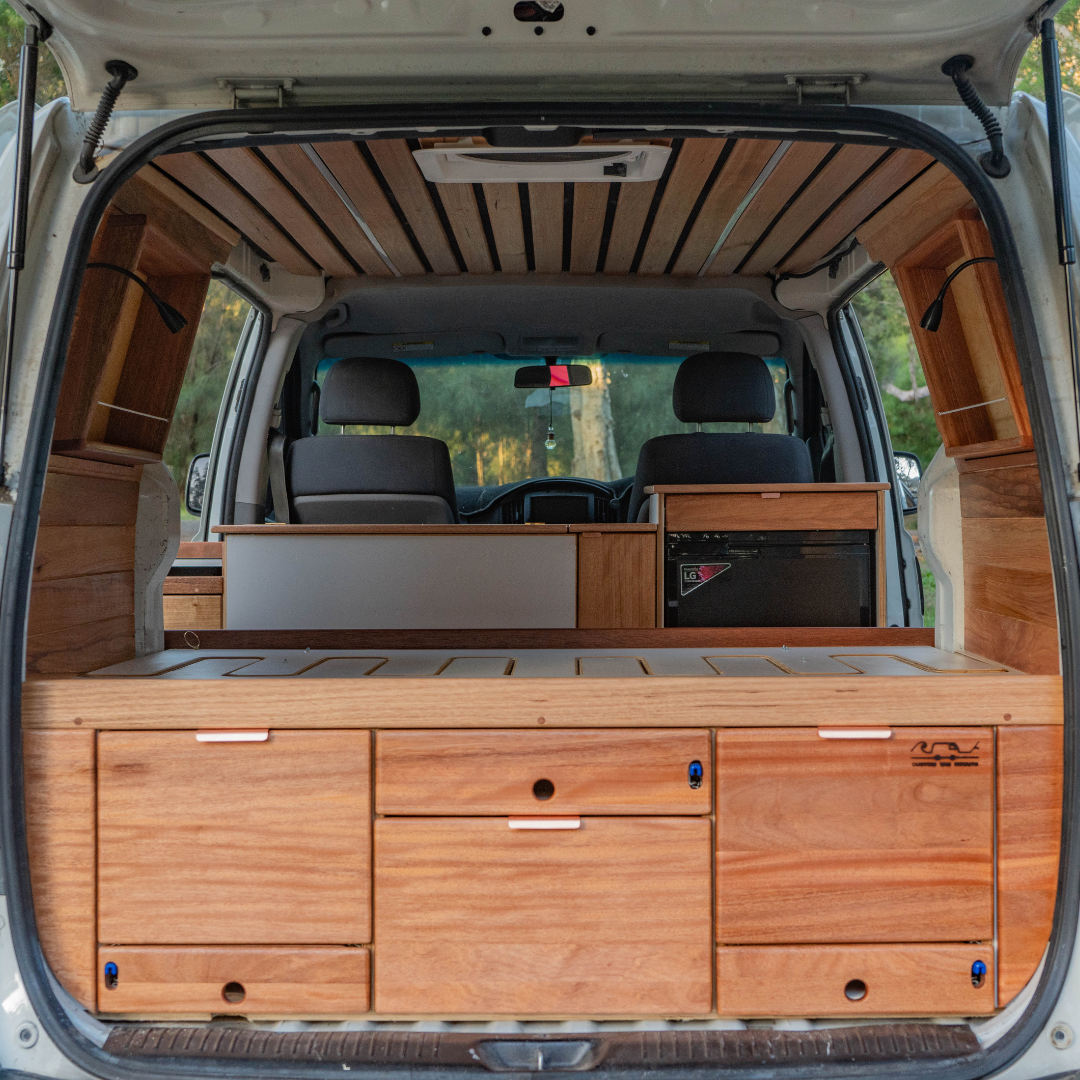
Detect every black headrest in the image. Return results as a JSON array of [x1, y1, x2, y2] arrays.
[[672, 352, 775, 424], [320, 357, 421, 427]]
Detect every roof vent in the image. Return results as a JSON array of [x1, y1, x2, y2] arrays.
[[413, 144, 669, 184]]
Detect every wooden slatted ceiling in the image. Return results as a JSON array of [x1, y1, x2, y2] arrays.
[[152, 137, 943, 285]]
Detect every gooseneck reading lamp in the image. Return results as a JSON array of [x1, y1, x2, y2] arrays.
[[919, 257, 997, 333], [84, 263, 189, 334]]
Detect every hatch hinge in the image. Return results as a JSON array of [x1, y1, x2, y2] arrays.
[[785, 73, 865, 105], [216, 78, 296, 108]]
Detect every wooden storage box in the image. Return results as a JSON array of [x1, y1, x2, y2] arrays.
[[717, 944, 995, 1017], [375, 729, 711, 815], [98, 730, 371, 944], [374, 816, 712, 1015], [716, 728, 994, 943], [96, 946, 370, 1016]]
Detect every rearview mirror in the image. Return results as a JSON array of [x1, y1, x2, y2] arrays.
[[186, 453, 210, 516], [514, 364, 593, 389], [894, 451, 922, 513]]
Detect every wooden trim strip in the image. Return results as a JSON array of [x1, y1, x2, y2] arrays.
[[435, 184, 493, 273], [603, 180, 657, 275], [529, 182, 564, 273], [481, 183, 528, 274], [645, 483, 890, 493], [152, 154, 319, 277], [213, 523, 571, 535], [22, 674, 1062, 729], [570, 183, 610, 274]]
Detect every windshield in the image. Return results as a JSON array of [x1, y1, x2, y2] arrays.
[[315, 354, 790, 488]]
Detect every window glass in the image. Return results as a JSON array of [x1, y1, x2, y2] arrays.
[[850, 271, 941, 626], [314, 354, 790, 487], [164, 280, 251, 538]]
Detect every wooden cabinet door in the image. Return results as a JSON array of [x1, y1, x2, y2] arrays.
[[374, 817, 712, 1015], [716, 728, 993, 943], [98, 730, 370, 945]]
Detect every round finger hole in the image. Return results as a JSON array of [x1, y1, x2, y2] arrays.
[[533, 778, 555, 800], [222, 981, 246, 1004], [844, 979, 867, 1001]]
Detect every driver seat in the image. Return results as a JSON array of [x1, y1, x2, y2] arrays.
[[625, 352, 813, 522], [284, 357, 459, 524]]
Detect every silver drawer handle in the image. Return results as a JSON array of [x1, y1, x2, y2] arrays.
[[196, 729, 269, 743], [817, 728, 892, 739], [508, 817, 580, 830]]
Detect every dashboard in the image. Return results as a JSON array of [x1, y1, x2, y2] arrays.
[[456, 476, 635, 525]]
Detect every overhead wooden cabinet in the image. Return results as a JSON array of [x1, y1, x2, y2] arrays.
[[98, 730, 371, 945], [374, 816, 712, 1015], [716, 728, 994, 944]]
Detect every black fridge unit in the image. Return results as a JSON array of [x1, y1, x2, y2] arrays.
[[664, 530, 874, 627]]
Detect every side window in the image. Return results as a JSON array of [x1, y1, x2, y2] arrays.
[[164, 280, 252, 539], [849, 271, 941, 626]]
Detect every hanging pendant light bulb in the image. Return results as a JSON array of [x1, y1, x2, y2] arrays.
[[545, 426, 556, 450], [544, 389, 556, 449]]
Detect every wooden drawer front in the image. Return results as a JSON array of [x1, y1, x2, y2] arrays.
[[374, 817, 712, 1015], [97, 946, 369, 1015], [665, 492, 878, 532], [717, 945, 994, 1016], [375, 729, 711, 815], [716, 728, 993, 943], [98, 730, 371, 944]]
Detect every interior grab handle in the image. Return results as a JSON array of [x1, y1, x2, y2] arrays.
[[817, 728, 892, 739], [196, 729, 269, 743], [508, 817, 580, 830]]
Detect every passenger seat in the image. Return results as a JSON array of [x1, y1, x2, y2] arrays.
[[625, 352, 813, 523], [284, 357, 459, 524]]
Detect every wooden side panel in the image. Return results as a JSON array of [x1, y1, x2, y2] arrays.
[[98, 730, 371, 944], [23, 730, 96, 1009], [481, 183, 528, 274], [671, 139, 781, 275], [637, 139, 727, 274], [312, 142, 426, 276], [998, 726, 1063, 1003], [715, 728, 994, 943], [97, 946, 369, 1016], [375, 729, 710, 815], [570, 182, 609, 274], [528, 182, 564, 273], [577, 530, 656, 628], [154, 154, 318, 276], [27, 459, 141, 675], [960, 457, 1058, 674], [705, 142, 833, 276], [664, 491, 878, 532], [367, 140, 459, 275], [374, 816, 712, 1015], [436, 183, 494, 273], [163, 595, 223, 630], [717, 944, 995, 1017]]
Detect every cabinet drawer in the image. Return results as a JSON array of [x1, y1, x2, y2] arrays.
[[717, 944, 994, 1016], [374, 817, 712, 1015], [665, 492, 879, 532], [716, 728, 993, 943], [376, 729, 710, 814], [98, 730, 371, 944], [97, 946, 369, 1016]]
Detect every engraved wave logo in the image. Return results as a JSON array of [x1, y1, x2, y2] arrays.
[[909, 740, 981, 767]]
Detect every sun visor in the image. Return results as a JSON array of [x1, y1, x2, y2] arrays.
[[321, 331, 506, 360], [596, 331, 783, 357]]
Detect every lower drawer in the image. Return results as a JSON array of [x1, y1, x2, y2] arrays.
[[375, 817, 712, 1015], [97, 947, 370, 1016], [717, 944, 994, 1017]]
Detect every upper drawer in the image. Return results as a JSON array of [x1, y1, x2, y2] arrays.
[[375, 729, 711, 815], [665, 492, 879, 532]]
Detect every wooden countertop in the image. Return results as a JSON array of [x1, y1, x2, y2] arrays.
[[645, 483, 891, 493]]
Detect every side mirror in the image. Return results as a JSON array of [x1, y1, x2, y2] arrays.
[[514, 364, 593, 389], [893, 451, 922, 513], [185, 453, 210, 516]]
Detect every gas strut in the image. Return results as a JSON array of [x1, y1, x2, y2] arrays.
[[72, 59, 137, 184], [0, 7, 51, 484], [1039, 18, 1080, 481]]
